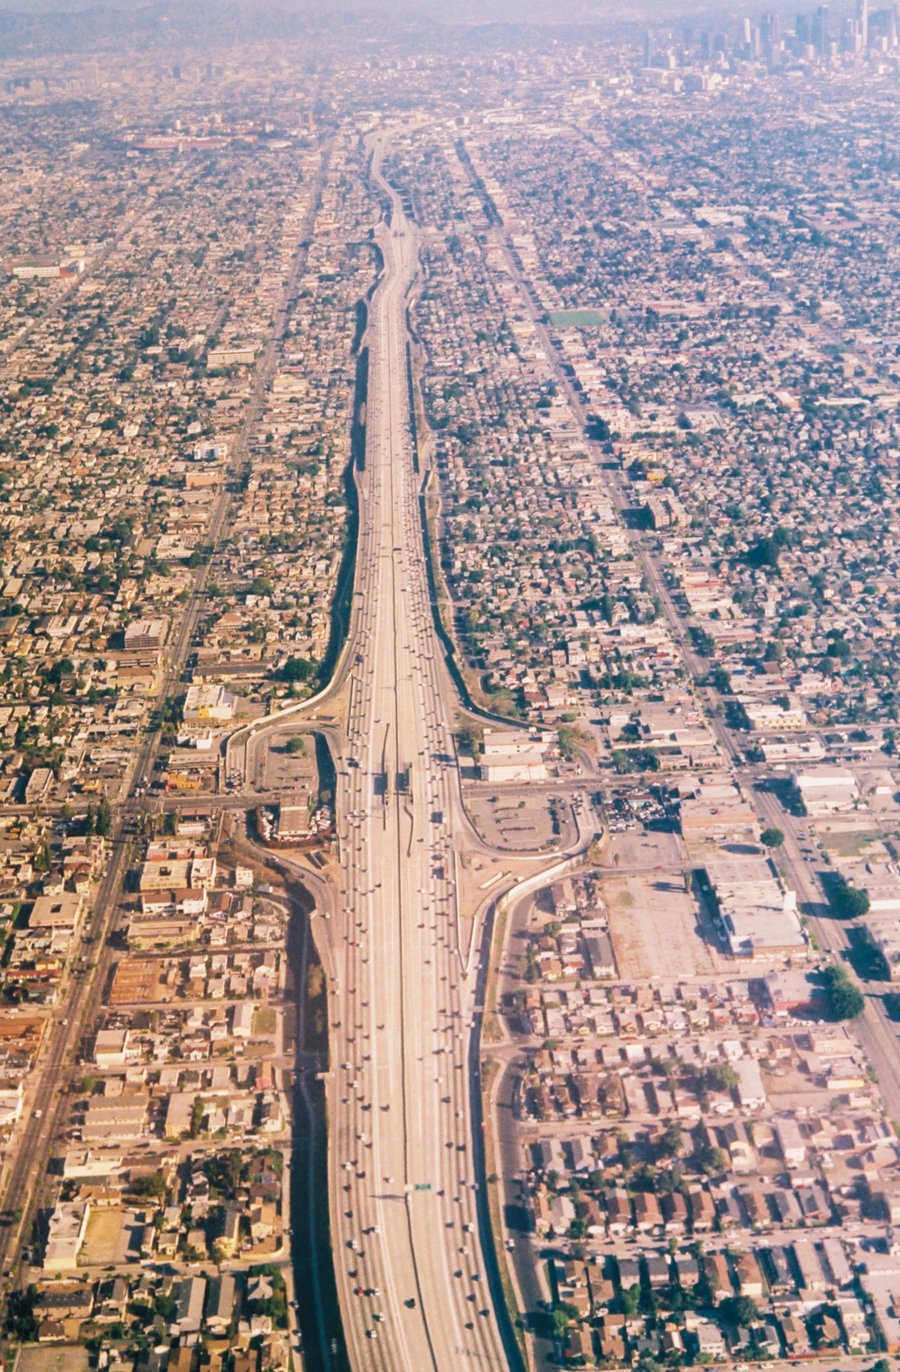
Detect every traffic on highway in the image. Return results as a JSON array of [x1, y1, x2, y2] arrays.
[[320, 137, 508, 1370]]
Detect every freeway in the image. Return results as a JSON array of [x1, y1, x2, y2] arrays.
[[317, 136, 510, 1370]]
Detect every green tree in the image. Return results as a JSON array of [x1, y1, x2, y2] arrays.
[[130, 1170, 167, 1201], [285, 736, 306, 755], [829, 875, 870, 919], [189, 1097, 205, 1138], [205, 1149, 244, 1198], [154, 1293, 176, 1321], [250, 1265, 289, 1328], [275, 656, 315, 684], [823, 965, 864, 1020], [95, 795, 112, 837], [549, 1307, 572, 1338], [760, 826, 785, 848], [745, 536, 780, 569], [825, 632, 852, 662], [703, 1062, 738, 1092], [719, 1294, 759, 1326], [45, 657, 75, 687], [658, 1119, 684, 1159], [619, 1283, 640, 1316], [455, 721, 483, 761], [4, 1287, 39, 1341], [557, 726, 581, 761]]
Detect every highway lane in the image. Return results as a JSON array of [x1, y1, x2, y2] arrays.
[[321, 136, 509, 1371]]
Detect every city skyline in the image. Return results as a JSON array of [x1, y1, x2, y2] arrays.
[[0, 7, 896, 1372]]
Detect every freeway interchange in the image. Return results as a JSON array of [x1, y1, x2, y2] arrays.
[[323, 141, 509, 1372], [238, 136, 515, 1370]]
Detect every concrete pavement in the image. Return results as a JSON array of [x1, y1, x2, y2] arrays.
[[321, 133, 510, 1371], [241, 131, 516, 1372]]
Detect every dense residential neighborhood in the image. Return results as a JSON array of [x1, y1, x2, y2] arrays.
[[0, 2, 896, 1370]]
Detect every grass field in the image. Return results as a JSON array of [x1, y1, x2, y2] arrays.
[[548, 308, 606, 328], [253, 1007, 278, 1036], [819, 828, 886, 858]]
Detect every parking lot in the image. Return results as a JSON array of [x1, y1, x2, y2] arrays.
[[255, 727, 319, 796], [468, 791, 571, 852], [606, 826, 686, 870]]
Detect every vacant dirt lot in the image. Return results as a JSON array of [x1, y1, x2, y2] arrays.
[[819, 827, 889, 859], [18, 1349, 91, 1372], [81, 1207, 126, 1266], [604, 872, 723, 979]]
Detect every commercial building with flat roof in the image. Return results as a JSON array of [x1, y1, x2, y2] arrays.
[[792, 766, 859, 815], [43, 1200, 91, 1272], [706, 858, 805, 960]]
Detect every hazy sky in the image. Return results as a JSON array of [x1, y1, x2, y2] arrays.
[[0, 0, 761, 13], [0, 0, 787, 48]]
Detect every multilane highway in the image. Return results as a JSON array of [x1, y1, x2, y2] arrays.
[[313, 139, 510, 1371]]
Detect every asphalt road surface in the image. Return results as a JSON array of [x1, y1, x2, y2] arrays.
[[319, 138, 510, 1371]]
